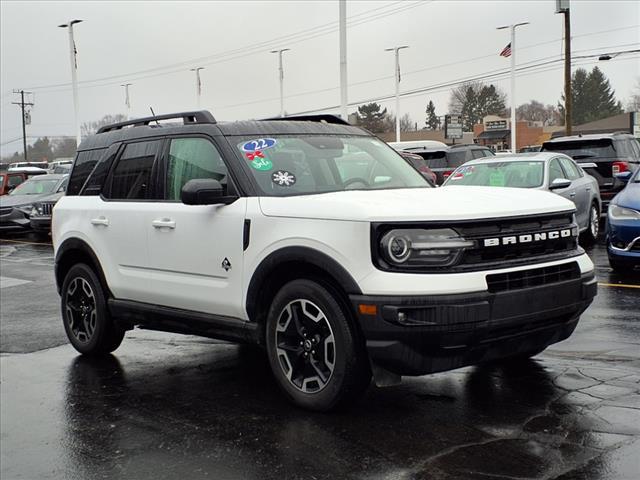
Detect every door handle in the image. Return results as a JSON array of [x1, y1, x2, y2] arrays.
[[569, 192, 576, 198], [152, 218, 176, 229], [90, 216, 109, 226], [586, 187, 591, 192]]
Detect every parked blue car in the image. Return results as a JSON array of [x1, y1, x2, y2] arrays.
[[607, 169, 640, 272]]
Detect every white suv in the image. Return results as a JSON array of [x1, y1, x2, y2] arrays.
[[53, 111, 597, 411]]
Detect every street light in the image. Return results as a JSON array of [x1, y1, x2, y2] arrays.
[[270, 48, 290, 117], [58, 19, 83, 147], [385, 45, 409, 143], [497, 22, 528, 152], [190, 67, 204, 109], [121, 83, 132, 120]]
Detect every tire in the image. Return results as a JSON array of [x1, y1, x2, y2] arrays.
[[61, 263, 124, 355], [265, 279, 371, 411], [581, 202, 600, 245]]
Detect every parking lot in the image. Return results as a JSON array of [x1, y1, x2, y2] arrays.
[[0, 232, 638, 480]]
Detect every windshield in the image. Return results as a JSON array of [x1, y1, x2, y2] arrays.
[[443, 161, 545, 188], [10, 178, 60, 195], [234, 135, 429, 196], [542, 140, 616, 159]]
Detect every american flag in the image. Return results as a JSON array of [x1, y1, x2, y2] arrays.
[[500, 43, 512, 57]]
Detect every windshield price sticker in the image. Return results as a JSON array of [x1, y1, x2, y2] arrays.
[[489, 170, 506, 187]]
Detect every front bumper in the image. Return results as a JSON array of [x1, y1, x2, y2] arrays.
[[350, 269, 596, 376], [29, 215, 52, 232], [0, 208, 30, 231]]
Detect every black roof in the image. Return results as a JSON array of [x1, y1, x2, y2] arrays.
[[78, 110, 368, 152]]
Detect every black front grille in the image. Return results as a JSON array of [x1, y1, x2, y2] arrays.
[[486, 262, 580, 293], [630, 240, 640, 252], [457, 212, 578, 268], [40, 202, 55, 215]]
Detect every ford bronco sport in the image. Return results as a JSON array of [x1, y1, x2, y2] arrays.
[[53, 111, 597, 411]]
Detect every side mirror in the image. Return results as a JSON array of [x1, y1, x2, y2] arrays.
[[181, 179, 237, 205], [614, 171, 632, 183], [549, 178, 572, 190]]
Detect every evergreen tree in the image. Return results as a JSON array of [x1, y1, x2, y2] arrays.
[[425, 100, 440, 130], [448, 81, 506, 131], [356, 103, 388, 133], [558, 67, 623, 125]]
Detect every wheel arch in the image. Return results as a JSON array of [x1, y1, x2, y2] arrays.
[[55, 238, 111, 297], [245, 246, 362, 337]]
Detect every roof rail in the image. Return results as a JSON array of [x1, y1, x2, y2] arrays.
[[261, 114, 350, 126], [97, 110, 216, 134]]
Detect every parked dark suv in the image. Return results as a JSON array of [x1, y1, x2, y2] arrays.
[[541, 133, 640, 210], [403, 144, 495, 185]]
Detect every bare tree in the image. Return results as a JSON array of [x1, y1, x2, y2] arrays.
[[627, 77, 640, 112], [516, 100, 560, 126], [81, 114, 127, 137]]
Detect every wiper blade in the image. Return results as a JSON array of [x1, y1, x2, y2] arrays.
[[572, 154, 596, 159]]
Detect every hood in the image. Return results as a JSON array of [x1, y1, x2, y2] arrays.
[[259, 186, 575, 222], [35, 192, 65, 204], [612, 181, 640, 210], [0, 193, 49, 208]]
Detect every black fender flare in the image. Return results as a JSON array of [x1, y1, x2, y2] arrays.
[[245, 246, 362, 321], [55, 238, 110, 296]]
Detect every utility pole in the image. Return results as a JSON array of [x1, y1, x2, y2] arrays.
[[497, 22, 528, 152], [58, 19, 83, 147], [190, 67, 204, 109], [385, 45, 409, 143], [270, 48, 290, 117], [121, 83, 132, 120], [339, 0, 348, 121], [563, 8, 572, 135], [11, 90, 34, 162]]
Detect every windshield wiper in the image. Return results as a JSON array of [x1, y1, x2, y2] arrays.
[[571, 154, 596, 159]]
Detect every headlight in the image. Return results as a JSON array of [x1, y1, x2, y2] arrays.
[[379, 228, 474, 268], [29, 204, 43, 217], [609, 205, 640, 220], [17, 204, 34, 215]]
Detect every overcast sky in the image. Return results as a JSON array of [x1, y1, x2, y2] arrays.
[[1, 0, 638, 155]]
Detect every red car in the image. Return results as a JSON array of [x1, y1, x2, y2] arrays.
[[398, 151, 437, 186]]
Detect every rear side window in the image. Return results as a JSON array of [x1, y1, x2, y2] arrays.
[[417, 151, 447, 169], [105, 140, 161, 200], [67, 149, 106, 196], [558, 157, 582, 180], [447, 150, 468, 168], [8, 175, 24, 187], [165, 138, 227, 201], [471, 149, 486, 159]]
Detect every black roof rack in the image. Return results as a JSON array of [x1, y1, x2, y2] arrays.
[[97, 110, 216, 134], [261, 114, 350, 126]]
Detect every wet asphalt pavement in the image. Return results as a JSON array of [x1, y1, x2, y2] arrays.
[[1, 233, 639, 480]]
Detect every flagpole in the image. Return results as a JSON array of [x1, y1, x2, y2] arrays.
[[497, 22, 528, 153]]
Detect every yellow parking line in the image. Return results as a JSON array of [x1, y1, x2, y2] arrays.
[[0, 238, 51, 246], [598, 282, 640, 289]]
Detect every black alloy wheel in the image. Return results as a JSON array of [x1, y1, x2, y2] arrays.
[[61, 264, 125, 355], [266, 279, 371, 411]]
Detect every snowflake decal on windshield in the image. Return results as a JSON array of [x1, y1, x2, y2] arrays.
[[272, 170, 296, 187]]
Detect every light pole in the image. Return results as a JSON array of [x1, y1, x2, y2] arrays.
[[58, 19, 83, 147], [190, 67, 204, 109], [270, 48, 290, 117], [339, 0, 348, 121], [497, 22, 528, 152], [121, 83, 132, 120], [385, 45, 409, 143]]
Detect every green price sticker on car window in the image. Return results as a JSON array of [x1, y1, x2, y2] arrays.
[[250, 157, 273, 171], [489, 170, 505, 187]]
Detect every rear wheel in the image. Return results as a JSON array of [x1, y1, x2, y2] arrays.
[[265, 279, 371, 411], [61, 263, 124, 355]]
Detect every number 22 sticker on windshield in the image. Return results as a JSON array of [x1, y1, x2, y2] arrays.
[[241, 138, 277, 153]]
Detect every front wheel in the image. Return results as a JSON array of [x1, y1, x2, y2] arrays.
[[581, 203, 600, 244], [61, 263, 125, 355], [265, 279, 371, 411]]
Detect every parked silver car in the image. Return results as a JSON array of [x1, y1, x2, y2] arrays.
[[442, 152, 601, 243]]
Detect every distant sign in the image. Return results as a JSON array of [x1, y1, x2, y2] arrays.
[[444, 114, 463, 139], [486, 120, 508, 131]]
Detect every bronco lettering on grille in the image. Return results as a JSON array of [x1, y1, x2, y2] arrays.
[[483, 229, 573, 247]]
